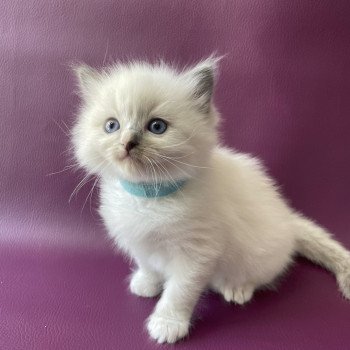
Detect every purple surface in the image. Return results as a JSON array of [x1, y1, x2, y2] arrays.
[[1, 1, 350, 349]]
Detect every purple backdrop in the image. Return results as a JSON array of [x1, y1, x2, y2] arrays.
[[1, 1, 350, 349]]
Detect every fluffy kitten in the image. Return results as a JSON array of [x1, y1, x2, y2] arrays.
[[71, 58, 350, 343]]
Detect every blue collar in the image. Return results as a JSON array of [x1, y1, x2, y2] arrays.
[[119, 178, 186, 198]]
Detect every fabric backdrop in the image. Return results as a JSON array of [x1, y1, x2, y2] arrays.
[[1, 1, 350, 349]]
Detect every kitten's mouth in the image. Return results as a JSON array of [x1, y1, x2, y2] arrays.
[[117, 149, 133, 161], [117, 150, 142, 164], [119, 153, 130, 161]]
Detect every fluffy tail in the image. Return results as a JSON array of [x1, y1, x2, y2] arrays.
[[294, 214, 350, 299]]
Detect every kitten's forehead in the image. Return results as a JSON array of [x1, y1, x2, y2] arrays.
[[114, 86, 160, 120], [106, 66, 188, 121], [117, 69, 180, 99]]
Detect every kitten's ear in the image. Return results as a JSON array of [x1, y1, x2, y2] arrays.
[[72, 63, 102, 100], [184, 56, 221, 113]]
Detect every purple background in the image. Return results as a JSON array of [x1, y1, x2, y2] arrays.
[[1, 1, 350, 349]]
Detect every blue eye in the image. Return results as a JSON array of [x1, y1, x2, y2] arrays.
[[148, 119, 167, 134], [105, 118, 120, 133]]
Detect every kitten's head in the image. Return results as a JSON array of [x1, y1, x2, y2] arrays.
[[71, 58, 220, 183]]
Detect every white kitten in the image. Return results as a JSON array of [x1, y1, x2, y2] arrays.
[[71, 58, 350, 343]]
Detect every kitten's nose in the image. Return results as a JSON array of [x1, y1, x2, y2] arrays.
[[125, 140, 139, 153]]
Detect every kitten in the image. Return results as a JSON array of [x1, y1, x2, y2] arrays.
[[71, 58, 350, 343]]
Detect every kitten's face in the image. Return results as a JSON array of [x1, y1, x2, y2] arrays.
[[72, 59, 219, 182]]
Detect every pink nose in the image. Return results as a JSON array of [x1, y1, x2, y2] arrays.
[[125, 141, 138, 153]]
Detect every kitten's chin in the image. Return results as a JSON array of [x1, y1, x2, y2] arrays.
[[113, 156, 151, 182]]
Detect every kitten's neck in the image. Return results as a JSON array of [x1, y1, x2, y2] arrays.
[[119, 178, 187, 198]]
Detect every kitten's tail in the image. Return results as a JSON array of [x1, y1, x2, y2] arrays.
[[294, 214, 350, 299]]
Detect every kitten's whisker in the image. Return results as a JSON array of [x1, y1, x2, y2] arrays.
[[152, 159, 186, 200], [151, 154, 191, 178], [170, 152, 196, 160], [102, 39, 109, 66], [60, 145, 75, 156], [153, 159, 177, 186], [152, 160, 169, 185], [145, 149, 196, 160], [89, 176, 100, 215], [163, 157, 211, 169], [157, 128, 199, 149], [143, 155, 154, 186], [149, 156, 160, 194], [47, 164, 78, 176], [144, 155, 160, 194], [87, 162, 108, 214], [154, 159, 183, 190], [69, 175, 95, 203], [144, 161, 153, 184], [82, 175, 99, 214], [52, 119, 70, 137], [151, 151, 210, 169], [81, 176, 97, 213], [61, 120, 70, 133], [69, 161, 105, 202], [152, 153, 190, 171], [48, 153, 105, 177], [146, 150, 209, 168], [82, 164, 106, 215]]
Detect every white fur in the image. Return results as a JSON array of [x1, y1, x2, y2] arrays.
[[72, 58, 350, 343]]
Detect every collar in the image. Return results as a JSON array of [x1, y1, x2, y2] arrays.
[[119, 178, 186, 198]]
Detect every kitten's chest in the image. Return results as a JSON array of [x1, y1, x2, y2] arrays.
[[99, 181, 185, 244]]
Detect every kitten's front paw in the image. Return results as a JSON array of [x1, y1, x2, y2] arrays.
[[129, 270, 162, 298], [147, 311, 190, 343]]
